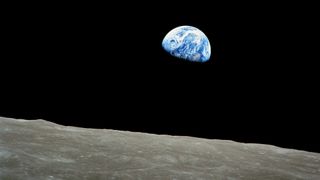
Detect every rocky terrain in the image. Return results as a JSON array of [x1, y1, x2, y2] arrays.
[[1, 117, 319, 179]]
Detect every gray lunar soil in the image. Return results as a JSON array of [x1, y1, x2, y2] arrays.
[[0, 117, 320, 180]]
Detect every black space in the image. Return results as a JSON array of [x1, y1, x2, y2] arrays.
[[1, 2, 319, 152]]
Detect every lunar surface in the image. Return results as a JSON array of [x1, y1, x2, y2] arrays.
[[0, 117, 320, 180], [162, 26, 211, 62]]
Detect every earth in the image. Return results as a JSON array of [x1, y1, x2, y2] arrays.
[[162, 26, 211, 62]]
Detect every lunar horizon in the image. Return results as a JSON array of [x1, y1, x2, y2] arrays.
[[1, 117, 320, 179]]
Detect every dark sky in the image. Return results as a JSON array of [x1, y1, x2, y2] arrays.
[[1, 2, 319, 152]]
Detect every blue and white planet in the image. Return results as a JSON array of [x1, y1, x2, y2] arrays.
[[162, 26, 211, 62]]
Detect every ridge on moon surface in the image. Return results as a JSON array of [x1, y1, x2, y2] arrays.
[[162, 25, 211, 62], [1, 117, 320, 179]]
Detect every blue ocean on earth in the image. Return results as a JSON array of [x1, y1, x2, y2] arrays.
[[162, 26, 211, 62]]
